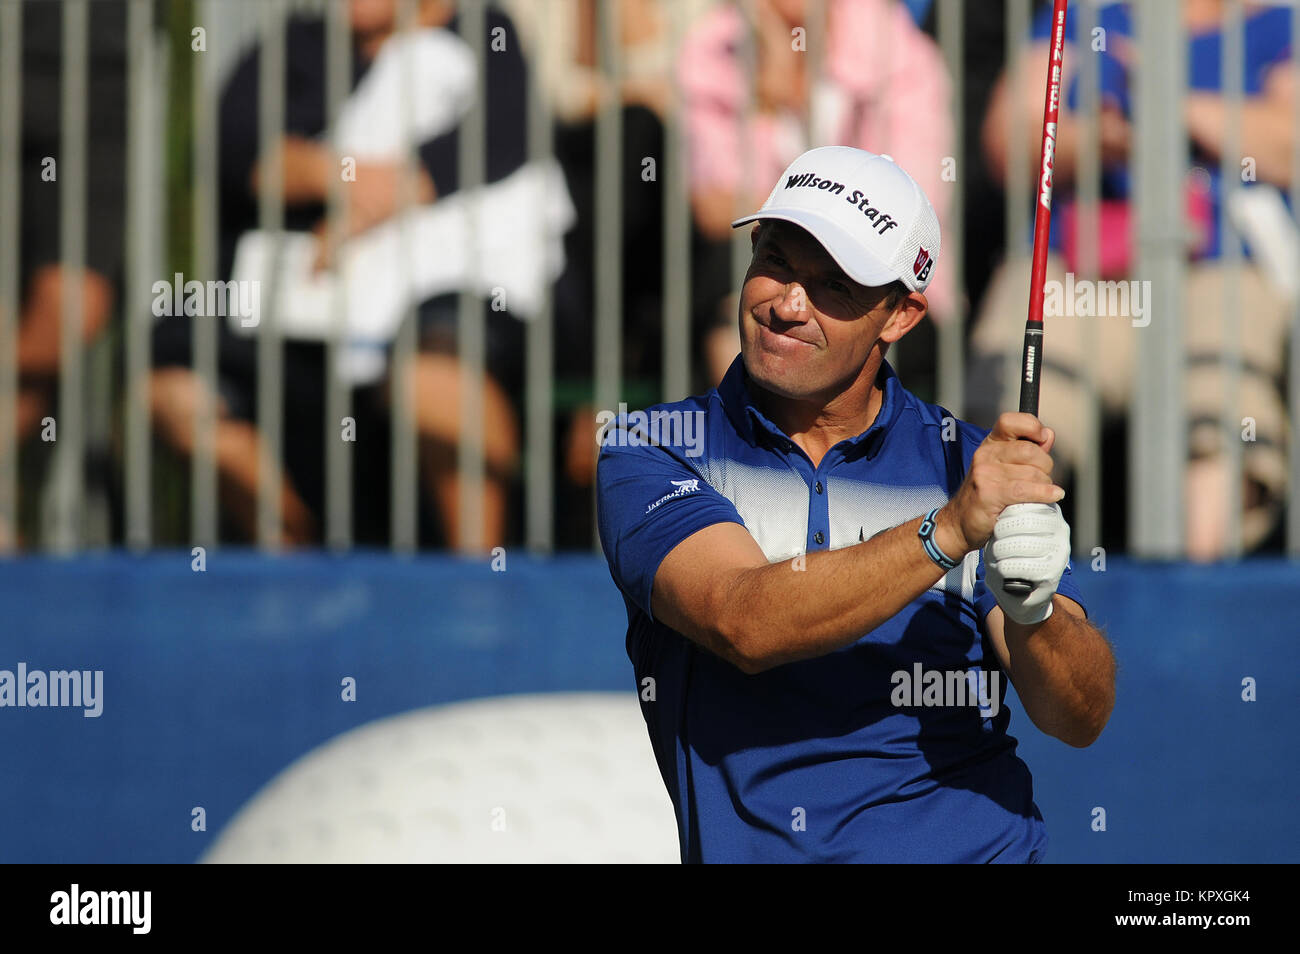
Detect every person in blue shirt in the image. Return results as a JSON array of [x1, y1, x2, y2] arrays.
[[596, 146, 1116, 863]]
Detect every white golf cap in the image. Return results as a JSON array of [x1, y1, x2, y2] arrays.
[[731, 145, 941, 294]]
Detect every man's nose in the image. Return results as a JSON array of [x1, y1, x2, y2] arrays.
[[770, 283, 810, 323]]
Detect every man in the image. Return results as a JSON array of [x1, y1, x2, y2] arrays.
[[596, 146, 1115, 863]]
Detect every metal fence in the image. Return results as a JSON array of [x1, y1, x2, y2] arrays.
[[1, 0, 1297, 559]]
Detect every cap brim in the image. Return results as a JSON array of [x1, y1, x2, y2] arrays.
[[730, 208, 899, 288]]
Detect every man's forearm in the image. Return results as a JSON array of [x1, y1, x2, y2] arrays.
[[249, 135, 332, 203], [663, 414, 1063, 676], [1002, 599, 1116, 746], [723, 510, 966, 673]]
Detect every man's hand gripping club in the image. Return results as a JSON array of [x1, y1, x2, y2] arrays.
[[934, 413, 1072, 625]]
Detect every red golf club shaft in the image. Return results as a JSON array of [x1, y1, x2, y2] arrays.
[[1004, 0, 1069, 597]]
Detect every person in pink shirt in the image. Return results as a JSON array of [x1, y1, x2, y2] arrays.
[[681, 0, 954, 383]]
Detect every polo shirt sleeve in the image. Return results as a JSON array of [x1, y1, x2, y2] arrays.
[[974, 549, 1089, 622], [596, 417, 747, 623]]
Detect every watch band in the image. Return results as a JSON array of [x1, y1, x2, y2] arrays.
[[918, 507, 959, 571]]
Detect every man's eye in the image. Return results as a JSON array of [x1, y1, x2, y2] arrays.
[[825, 279, 852, 296], [765, 251, 788, 267]]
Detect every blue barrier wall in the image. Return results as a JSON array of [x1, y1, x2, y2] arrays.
[[0, 552, 1296, 863]]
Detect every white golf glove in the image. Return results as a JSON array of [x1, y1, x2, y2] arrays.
[[984, 502, 1071, 626]]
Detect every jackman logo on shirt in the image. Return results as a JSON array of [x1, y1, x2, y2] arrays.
[[646, 478, 700, 514]]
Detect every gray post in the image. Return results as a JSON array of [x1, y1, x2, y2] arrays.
[[526, 0, 556, 552], [50, 0, 90, 553], [661, 0, 692, 404], [124, 0, 159, 550], [937, 0, 964, 416], [1130, 0, 1187, 557], [325, 0, 353, 551], [390, 0, 420, 553], [455, 0, 488, 552], [1290, 6, 1300, 557], [0, 1, 22, 552], [593, 0, 624, 547], [1075, 0, 1101, 558], [1219, 0, 1244, 557], [192, 0, 219, 547], [256, 0, 286, 551], [1004, 0, 1032, 261]]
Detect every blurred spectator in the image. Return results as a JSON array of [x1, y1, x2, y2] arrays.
[[511, 0, 705, 383], [149, 0, 547, 549], [912, 0, 1044, 344], [970, 0, 1293, 559], [680, 0, 955, 385], [507, 0, 714, 123], [3, 0, 127, 547], [505, 0, 711, 544]]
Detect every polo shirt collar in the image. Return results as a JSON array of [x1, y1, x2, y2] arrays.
[[718, 354, 904, 459]]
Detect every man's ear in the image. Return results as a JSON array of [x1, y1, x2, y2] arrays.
[[878, 291, 928, 344]]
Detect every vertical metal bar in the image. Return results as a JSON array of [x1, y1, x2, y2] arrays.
[[1004, 0, 1031, 260], [878, 0, 905, 374], [325, 0, 353, 550], [526, 0, 556, 552], [661, 0, 692, 405], [125, 0, 156, 550], [456, 0, 487, 552], [51, 0, 90, 553], [390, 0, 419, 553], [1220, 0, 1244, 557], [1075, 0, 1101, 558], [593, 0, 623, 547], [82, 4, 117, 548], [999, 0, 1032, 420], [804, 0, 825, 144], [1131, 0, 1186, 557], [731, 0, 756, 294], [1289, 7, 1300, 557], [0, 1, 21, 553], [936, 0, 964, 416], [257, 0, 286, 550], [192, 0, 218, 547]]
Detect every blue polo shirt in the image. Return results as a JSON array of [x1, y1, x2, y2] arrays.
[[596, 355, 1087, 863]]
